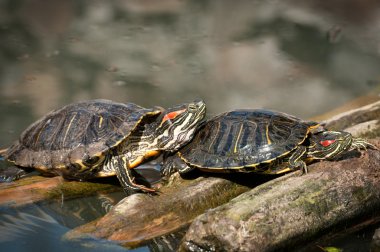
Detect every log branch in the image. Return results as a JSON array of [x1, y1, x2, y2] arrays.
[[0, 175, 120, 207], [180, 142, 380, 251], [64, 175, 250, 247]]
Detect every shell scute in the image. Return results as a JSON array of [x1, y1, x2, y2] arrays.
[[4, 100, 160, 175], [180, 109, 317, 170]]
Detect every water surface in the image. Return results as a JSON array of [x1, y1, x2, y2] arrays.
[[1, 0, 380, 251]]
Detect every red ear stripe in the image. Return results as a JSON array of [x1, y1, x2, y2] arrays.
[[162, 109, 186, 123], [320, 139, 336, 147]]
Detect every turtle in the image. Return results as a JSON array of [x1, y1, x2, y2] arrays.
[[161, 109, 375, 177], [0, 99, 206, 193]]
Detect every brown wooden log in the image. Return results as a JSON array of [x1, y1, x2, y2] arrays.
[[323, 100, 380, 138], [180, 142, 380, 251], [64, 175, 251, 247], [0, 175, 120, 207]]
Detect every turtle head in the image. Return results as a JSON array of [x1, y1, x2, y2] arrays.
[[307, 131, 353, 160], [155, 99, 206, 151]]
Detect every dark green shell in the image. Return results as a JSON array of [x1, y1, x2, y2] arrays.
[[178, 109, 319, 170], [5, 99, 160, 174]]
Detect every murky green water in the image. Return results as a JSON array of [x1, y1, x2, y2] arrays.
[[1, 0, 380, 251]]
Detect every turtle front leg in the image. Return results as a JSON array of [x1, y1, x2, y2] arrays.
[[108, 155, 156, 194], [350, 137, 378, 151], [288, 145, 308, 173], [0, 166, 27, 182], [161, 153, 195, 178]]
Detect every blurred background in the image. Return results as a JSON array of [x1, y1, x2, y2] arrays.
[[1, 1, 380, 251], [1, 0, 380, 146]]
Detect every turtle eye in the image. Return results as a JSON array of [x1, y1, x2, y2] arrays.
[[320, 139, 336, 147], [188, 104, 197, 112], [162, 109, 186, 123]]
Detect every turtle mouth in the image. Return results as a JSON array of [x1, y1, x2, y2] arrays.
[[325, 132, 353, 159]]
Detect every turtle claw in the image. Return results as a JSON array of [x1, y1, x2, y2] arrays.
[[121, 184, 156, 195], [350, 138, 378, 152], [0, 166, 27, 182], [129, 176, 156, 193], [117, 168, 157, 195]]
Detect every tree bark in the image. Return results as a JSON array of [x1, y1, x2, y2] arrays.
[[64, 175, 251, 247], [180, 142, 380, 251]]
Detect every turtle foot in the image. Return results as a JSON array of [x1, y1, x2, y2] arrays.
[[0, 166, 27, 182]]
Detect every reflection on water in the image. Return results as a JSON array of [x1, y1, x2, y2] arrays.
[[0, 200, 132, 252], [0, 192, 183, 252], [1, 0, 380, 251]]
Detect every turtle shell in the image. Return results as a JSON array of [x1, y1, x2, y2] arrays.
[[177, 109, 319, 171], [4, 99, 160, 177]]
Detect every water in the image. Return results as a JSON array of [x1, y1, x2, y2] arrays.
[[1, 0, 380, 251], [0, 195, 132, 252]]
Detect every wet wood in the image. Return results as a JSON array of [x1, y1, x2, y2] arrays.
[[0, 175, 120, 207], [64, 100, 380, 250], [64, 175, 251, 247], [180, 141, 380, 251]]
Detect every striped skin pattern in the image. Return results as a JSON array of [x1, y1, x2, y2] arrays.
[[165, 109, 374, 176], [116, 100, 207, 167], [2, 99, 207, 193]]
